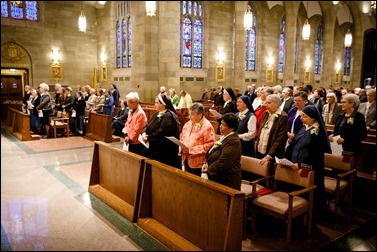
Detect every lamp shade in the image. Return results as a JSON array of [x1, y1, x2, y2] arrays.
[[302, 19, 310, 40], [78, 9, 86, 32], [243, 6, 253, 30], [146, 1, 156, 16], [344, 29, 352, 47]]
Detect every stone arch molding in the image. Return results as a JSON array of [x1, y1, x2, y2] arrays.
[[1, 42, 33, 84]]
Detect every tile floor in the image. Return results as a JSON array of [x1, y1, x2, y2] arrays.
[[1, 126, 375, 251]]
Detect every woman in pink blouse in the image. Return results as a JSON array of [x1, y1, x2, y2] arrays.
[[180, 103, 216, 176]]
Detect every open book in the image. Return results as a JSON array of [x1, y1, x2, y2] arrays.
[[165, 136, 188, 150], [275, 156, 293, 166], [209, 109, 222, 119]]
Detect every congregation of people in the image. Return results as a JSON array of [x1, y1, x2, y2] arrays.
[[22, 81, 376, 219]]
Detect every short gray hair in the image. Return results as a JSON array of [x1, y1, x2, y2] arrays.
[[126, 91, 140, 102], [39, 83, 49, 91], [266, 94, 281, 105], [189, 103, 204, 115], [343, 93, 360, 109]]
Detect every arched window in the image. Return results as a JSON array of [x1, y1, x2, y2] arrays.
[[1, 1, 38, 21], [314, 21, 324, 75], [181, 1, 203, 69], [343, 47, 352, 76], [115, 1, 132, 69], [278, 17, 286, 73], [245, 3, 256, 71]]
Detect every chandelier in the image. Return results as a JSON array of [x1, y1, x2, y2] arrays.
[[302, 1, 310, 40], [146, 1, 156, 16], [78, 2, 86, 33]]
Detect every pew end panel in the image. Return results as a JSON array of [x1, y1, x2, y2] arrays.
[[86, 112, 119, 143], [89, 141, 146, 223], [137, 160, 244, 251]]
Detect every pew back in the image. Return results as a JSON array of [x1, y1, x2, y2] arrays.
[[138, 159, 244, 251], [7, 108, 33, 141], [86, 112, 120, 143], [89, 141, 146, 223]]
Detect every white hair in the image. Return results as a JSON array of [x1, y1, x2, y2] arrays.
[[39, 83, 49, 91], [126, 92, 140, 102]]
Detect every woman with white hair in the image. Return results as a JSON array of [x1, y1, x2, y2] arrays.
[[329, 93, 367, 162], [36, 83, 52, 138]]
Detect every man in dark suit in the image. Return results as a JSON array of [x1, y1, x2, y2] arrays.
[[244, 84, 257, 104]]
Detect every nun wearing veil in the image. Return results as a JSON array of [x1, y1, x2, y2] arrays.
[[285, 105, 332, 216], [141, 93, 181, 169]]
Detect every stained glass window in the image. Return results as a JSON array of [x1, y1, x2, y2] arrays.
[[294, 21, 299, 73], [278, 18, 286, 73], [1, 1, 38, 21], [245, 4, 256, 71], [181, 1, 203, 69], [343, 47, 352, 76], [115, 1, 132, 69], [314, 22, 323, 75]]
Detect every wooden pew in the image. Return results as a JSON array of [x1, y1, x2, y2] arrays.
[[85, 112, 120, 143], [142, 107, 157, 121], [7, 108, 40, 141], [137, 159, 244, 251], [88, 141, 146, 223]]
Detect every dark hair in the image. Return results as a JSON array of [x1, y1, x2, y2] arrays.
[[221, 113, 239, 132], [295, 91, 308, 101]]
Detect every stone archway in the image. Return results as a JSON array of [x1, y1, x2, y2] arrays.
[[1, 42, 33, 86]]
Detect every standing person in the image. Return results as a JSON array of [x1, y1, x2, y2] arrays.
[[180, 103, 216, 176], [255, 94, 288, 169], [123, 92, 147, 155], [287, 91, 310, 145], [110, 83, 120, 107], [72, 91, 86, 135], [357, 88, 376, 131], [168, 88, 180, 108], [285, 105, 332, 216], [244, 84, 257, 104], [254, 86, 274, 134], [28, 89, 41, 134], [112, 99, 129, 136], [22, 85, 32, 113], [236, 95, 257, 157], [177, 90, 193, 109], [201, 113, 242, 190], [141, 94, 181, 168], [215, 87, 237, 134], [62, 87, 77, 135], [280, 87, 294, 113], [102, 89, 114, 116], [322, 91, 342, 125], [329, 93, 367, 164], [36, 83, 52, 138]]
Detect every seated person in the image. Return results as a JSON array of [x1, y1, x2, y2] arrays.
[[112, 100, 129, 136]]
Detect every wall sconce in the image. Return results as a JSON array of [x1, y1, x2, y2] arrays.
[[304, 57, 311, 83], [266, 54, 274, 68], [146, 1, 156, 16], [335, 60, 341, 84], [217, 50, 225, 64], [266, 54, 274, 84], [52, 49, 60, 63], [100, 51, 107, 65], [244, 4, 253, 31]]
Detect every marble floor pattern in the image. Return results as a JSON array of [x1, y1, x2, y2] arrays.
[[1, 126, 375, 251]]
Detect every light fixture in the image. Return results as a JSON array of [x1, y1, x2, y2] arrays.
[[302, 1, 310, 40], [244, 4, 253, 31], [78, 2, 86, 33], [305, 57, 311, 70], [335, 61, 341, 72], [52, 49, 60, 63], [344, 9, 352, 47], [266, 54, 274, 67], [100, 51, 107, 64], [146, 1, 156, 16], [371, 1, 376, 10], [217, 50, 225, 64]]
